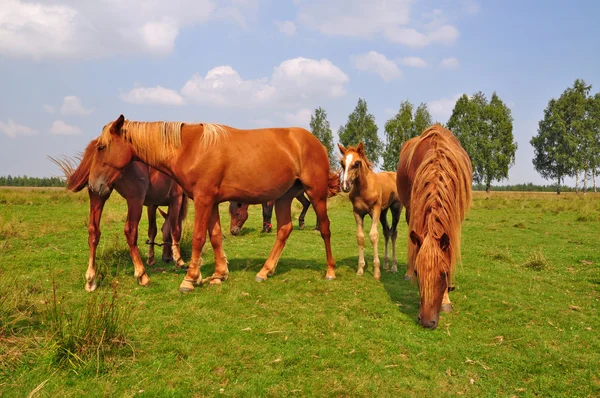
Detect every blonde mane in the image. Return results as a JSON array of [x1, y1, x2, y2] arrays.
[[99, 120, 227, 167], [407, 125, 472, 301]]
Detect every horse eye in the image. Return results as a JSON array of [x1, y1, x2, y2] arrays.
[[97, 145, 106, 151], [352, 162, 360, 169]]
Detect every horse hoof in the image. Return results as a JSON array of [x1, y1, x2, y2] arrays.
[[176, 259, 186, 268], [85, 282, 97, 292], [299, 223, 305, 230], [139, 273, 151, 287], [210, 278, 222, 285], [391, 266, 398, 273], [179, 279, 195, 292], [374, 274, 381, 281], [255, 275, 266, 282], [147, 257, 156, 266], [325, 275, 336, 280], [441, 303, 453, 313], [356, 270, 364, 276]]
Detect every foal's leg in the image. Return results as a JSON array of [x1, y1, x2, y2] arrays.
[[207, 203, 229, 283], [353, 211, 367, 276], [390, 203, 401, 273], [379, 208, 391, 271], [124, 197, 150, 286], [256, 196, 294, 281], [296, 193, 311, 230], [85, 191, 107, 292], [370, 206, 382, 280], [146, 205, 158, 266], [169, 195, 185, 268], [179, 198, 213, 292]]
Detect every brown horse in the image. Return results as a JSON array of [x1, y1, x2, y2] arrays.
[[88, 115, 340, 292], [51, 139, 188, 291], [228, 193, 314, 235], [338, 142, 401, 280], [396, 125, 472, 329]]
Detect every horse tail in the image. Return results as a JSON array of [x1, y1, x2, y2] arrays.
[[49, 139, 98, 192], [327, 169, 341, 198]]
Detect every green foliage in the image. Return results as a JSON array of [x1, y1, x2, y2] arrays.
[[447, 92, 517, 191], [382, 101, 433, 171], [531, 80, 593, 192], [0, 175, 65, 187], [338, 98, 383, 166], [472, 182, 575, 192], [309, 107, 336, 169]]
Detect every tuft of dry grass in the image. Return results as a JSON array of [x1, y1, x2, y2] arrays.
[[522, 250, 549, 271]]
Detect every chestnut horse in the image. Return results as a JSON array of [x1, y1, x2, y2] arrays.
[[338, 142, 402, 280], [88, 115, 339, 292], [396, 125, 472, 329], [228, 193, 314, 235], [51, 139, 188, 291]]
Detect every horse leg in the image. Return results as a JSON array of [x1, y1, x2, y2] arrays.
[[390, 203, 401, 273], [169, 195, 185, 268], [379, 208, 391, 271], [296, 193, 310, 230], [441, 289, 453, 312], [85, 191, 106, 292], [370, 206, 382, 280], [262, 202, 274, 233], [311, 197, 336, 280], [404, 205, 414, 281], [124, 197, 150, 286], [353, 212, 366, 276], [207, 203, 229, 283], [179, 198, 212, 292], [256, 195, 294, 281], [146, 205, 158, 266]]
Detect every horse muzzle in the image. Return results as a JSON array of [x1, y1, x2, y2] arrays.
[[230, 226, 241, 236], [88, 180, 110, 196]]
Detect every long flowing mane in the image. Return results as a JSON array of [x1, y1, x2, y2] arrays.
[[98, 120, 227, 167], [49, 139, 98, 192], [406, 125, 472, 289]]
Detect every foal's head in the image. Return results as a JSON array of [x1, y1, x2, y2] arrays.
[[337, 142, 373, 193]]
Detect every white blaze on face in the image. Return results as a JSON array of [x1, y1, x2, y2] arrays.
[[343, 153, 354, 190]]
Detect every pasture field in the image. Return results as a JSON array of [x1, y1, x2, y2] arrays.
[[1, 188, 599, 397]]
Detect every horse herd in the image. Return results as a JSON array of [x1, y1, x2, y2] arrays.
[[52, 116, 472, 329]]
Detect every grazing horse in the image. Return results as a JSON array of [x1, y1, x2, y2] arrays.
[[50, 139, 188, 291], [338, 142, 402, 280], [228, 193, 314, 235], [396, 125, 472, 329], [88, 115, 340, 292]]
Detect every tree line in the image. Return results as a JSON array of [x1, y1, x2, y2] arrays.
[[0, 175, 66, 187], [310, 93, 516, 193]]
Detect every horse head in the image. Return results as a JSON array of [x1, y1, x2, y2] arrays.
[[89, 114, 134, 196], [228, 202, 249, 236], [410, 230, 452, 329], [337, 142, 373, 193]]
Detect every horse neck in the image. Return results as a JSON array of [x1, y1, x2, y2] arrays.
[[352, 163, 375, 194]]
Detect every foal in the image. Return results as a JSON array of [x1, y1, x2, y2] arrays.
[[338, 142, 402, 280]]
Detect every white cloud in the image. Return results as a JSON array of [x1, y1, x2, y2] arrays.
[[61, 96, 93, 116], [440, 57, 460, 69], [351, 51, 401, 81], [43, 104, 55, 113], [398, 56, 429, 68], [428, 93, 462, 122], [0, 120, 38, 138], [121, 86, 184, 105], [180, 57, 348, 108], [462, 0, 481, 15], [283, 108, 312, 127], [297, 0, 459, 47], [275, 20, 297, 37], [0, 0, 256, 59], [50, 120, 82, 135]]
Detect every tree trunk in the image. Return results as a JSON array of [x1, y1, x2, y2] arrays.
[[583, 166, 588, 194], [594, 169, 597, 193], [486, 181, 491, 193], [557, 176, 561, 195], [575, 171, 579, 194]]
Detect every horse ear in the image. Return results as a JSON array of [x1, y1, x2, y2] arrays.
[[337, 143, 346, 155], [440, 233, 450, 251], [110, 114, 125, 136], [410, 231, 422, 247], [357, 142, 365, 155], [158, 208, 168, 219]]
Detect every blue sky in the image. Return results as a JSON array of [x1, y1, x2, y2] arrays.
[[1, 0, 599, 185]]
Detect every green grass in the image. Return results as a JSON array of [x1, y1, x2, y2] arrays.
[[0, 188, 599, 397]]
